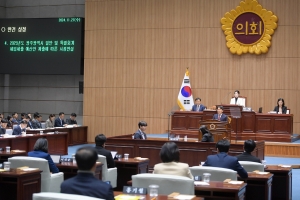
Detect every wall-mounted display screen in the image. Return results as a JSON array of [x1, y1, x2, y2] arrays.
[[0, 18, 84, 75]]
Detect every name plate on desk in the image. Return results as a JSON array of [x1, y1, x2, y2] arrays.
[[123, 186, 147, 195]]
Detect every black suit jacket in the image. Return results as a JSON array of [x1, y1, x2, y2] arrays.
[[12, 126, 26, 135], [27, 121, 33, 129], [201, 133, 214, 142], [95, 146, 115, 168], [273, 106, 287, 114], [66, 118, 77, 125], [236, 152, 261, 163], [0, 127, 6, 135], [213, 113, 228, 122], [61, 172, 114, 200], [133, 129, 147, 139], [32, 119, 42, 129], [54, 117, 66, 127]]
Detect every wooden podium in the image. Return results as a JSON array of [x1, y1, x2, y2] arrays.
[[199, 119, 231, 141]]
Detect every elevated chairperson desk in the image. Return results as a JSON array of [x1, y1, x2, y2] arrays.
[[106, 135, 264, 170], [238, 172, 273, 200], [265, 165, 292, 200], [56, 162, 103, 180], [26, 126, 88, 146], [171, 108, 294, 142], [0, 133, 68, 155], [194, 181, 247, 200], [0, 168, 42, 200], [114, 158, 149, 191]]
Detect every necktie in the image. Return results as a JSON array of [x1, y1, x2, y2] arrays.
[[197, 105, 200, 111], [141, 132, 145, 139], [218, 115, 221, 120]]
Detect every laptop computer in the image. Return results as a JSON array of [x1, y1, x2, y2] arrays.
[[50, 155, 61, 164]]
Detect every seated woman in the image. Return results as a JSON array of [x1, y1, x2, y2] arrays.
[[28, 138, 59, 173], [45, 114, 55, 128], [199, 125, 214, 142], [273, 98, 287, 114], [153, 142, 193, 179]]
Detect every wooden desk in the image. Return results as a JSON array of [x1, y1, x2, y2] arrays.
[[114, 191, 203, 200], [114, 158, 149, 191], [265, 165, 292, 200], [0, 150, 27, 163], [0, 133, 68, 155], [0, 168, 41, 200], [56, 162, 103, 180], [194, 181, 247, 200], [238, 172, 273, 200], [171, 110, 294, 142], [106, 135, 265, 170], [26, 126, 88, 146]]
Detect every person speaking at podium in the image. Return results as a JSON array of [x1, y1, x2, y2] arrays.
[[191, 97, 206, 111], [230, 90, 245, 107], [213, 106, 228, 122], [273, 98, 287, 114]]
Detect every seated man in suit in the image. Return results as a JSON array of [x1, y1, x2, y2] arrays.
[[212, 106, 228, 122], [54, 112, 67, 127], [236, 139, 261, 163], [191, 97, 206, 112], [0, 119, 8, 135], [11, 112, 19, 124], [25, 115, 33, 129], [202, 139, 248, 178], [60, 146, 114, 200], [32, 114, 42, 129], [12, 120, 28, 135], [133, 121, 147, 139], [94, 134, 115, 168], [65, 113, 78, 126]]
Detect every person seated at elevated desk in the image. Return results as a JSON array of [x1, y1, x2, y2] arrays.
[[32, 114, 42, 129], [66, 113, 78, 126], [191, 97, 206, 112], [133, 121, 147, 139], [0, 119, 8, 135], [28, 138, 59, 173], [202, 139, 248, 179], [236, 139, 261, 163], [230, 90, 245, 107], [212, 106, 228, 122], [94, 133, 115, 168], [273, 98, 287, 114], [12, 120, 28, 135], [153, 142, 194, 179], [199, 125, 214, 142], [54, 112, 67, 127]]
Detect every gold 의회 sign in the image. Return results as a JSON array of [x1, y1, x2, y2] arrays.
[[221, 0, 278, 55]]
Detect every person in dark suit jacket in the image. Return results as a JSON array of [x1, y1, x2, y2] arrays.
[[28, 138, 59, 173], [236, 139, 261, 163], [94, 134, 115, 168], [0, 119, 8, 135], [11, 112, 19, 124], [202, 139, 248, 178], [191, 97, 206, 112], [32, 114, 43, 129], [199, 125, 214, 142], [25, 115, 34, 129], [65, 113, 78, 125], [213, 106, 228, 122], [273, 98, 287, 114], [54, 112, 67, 127], [61, 147, 114, 200], [133, 121, 147, 139], [12, 120, 28, 135]]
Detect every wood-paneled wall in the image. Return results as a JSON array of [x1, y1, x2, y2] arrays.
[[84, 0, 300, 142]]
